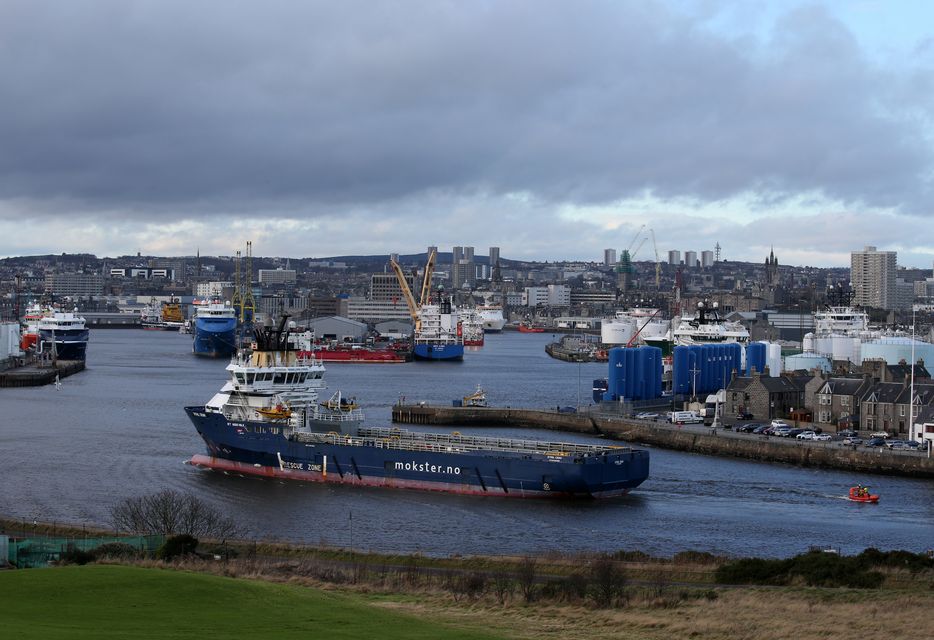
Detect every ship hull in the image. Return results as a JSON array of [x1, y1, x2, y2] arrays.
[[300, 348, 407, 363], [412, 343, 464, 361], [193, 318, 237, 358], [186, 409, 649, 498], [38, 328, 89, 361]]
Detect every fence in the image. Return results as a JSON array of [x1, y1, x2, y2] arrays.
[[4, 534, 165, 568]]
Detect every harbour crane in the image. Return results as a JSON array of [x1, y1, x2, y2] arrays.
[[419, 249, 437, 306], [390, 255, 422, 333]]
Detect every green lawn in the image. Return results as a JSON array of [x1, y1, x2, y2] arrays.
[[0, 565, 508, 639]]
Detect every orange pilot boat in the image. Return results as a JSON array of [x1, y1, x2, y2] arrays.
[[847, 485, 879, 503]]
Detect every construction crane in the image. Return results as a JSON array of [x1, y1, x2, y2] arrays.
[[630, 236, 648, 260], [390, 256, 422, 332], [626, 224, 646, 253], [650, 228, 661, 289], [419, 249, 437, 306]]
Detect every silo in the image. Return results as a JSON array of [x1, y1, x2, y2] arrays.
[[646, 346, 663, 399], [601, 317, 636, 345], [607, 348, 624, 400], [784, 353, 831, 372], [673, 346, 691, 394], [624, 347, 636, 399], [766, 342, 782, 376], [746, 342, 766, 375]]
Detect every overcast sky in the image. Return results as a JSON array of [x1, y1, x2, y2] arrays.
[[2, 0, 933, 267]]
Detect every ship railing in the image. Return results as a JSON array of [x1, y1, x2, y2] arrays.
[[290, 427, 630, 457]]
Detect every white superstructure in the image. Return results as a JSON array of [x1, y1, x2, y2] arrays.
[[671, 302, 749, 347], [476, 304, 506, 332], [601, 308, 668, 346]]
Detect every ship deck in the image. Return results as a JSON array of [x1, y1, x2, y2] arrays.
[[291, 426, 632, 458]]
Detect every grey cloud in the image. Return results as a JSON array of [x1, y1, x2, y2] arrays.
[[0, 0, 931, 223]]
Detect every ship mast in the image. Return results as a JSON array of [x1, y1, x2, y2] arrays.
[[242, 241, 256, 327], [231, 250, 243, 322]]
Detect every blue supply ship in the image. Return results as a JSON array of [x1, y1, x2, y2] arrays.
[[412, 295, 464, 361], [192, 299, 238, 358], [186, 316, 649, 498], [37, 307, 89, 361]]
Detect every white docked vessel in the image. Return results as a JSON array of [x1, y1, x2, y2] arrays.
[[803, 304, 884, 364], [476, 304, 506, 332], [37, 306, 89, 361], [601, 308, 669, 347], [671, 301, 750, 347]]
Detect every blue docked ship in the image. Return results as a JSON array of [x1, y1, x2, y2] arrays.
[[412, 296, 464, 361], [192, 299, 238, 358], [37, 307, 89, 361], [185, 316, 649, 498]]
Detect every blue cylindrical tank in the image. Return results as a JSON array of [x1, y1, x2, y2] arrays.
[[607, 347, 624, 400], [746, 342, 767, 375], [673, 346, 690, 394]]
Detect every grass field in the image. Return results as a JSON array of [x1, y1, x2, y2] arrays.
[[0, 565, 507, 640]]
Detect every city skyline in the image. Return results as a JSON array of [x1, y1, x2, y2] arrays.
[[2, 1, 934, 267]]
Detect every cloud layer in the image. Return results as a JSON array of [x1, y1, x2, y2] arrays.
[[0, 1, 932, 265]]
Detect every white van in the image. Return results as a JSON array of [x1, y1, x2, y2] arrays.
[[668, 410, 702, 424]]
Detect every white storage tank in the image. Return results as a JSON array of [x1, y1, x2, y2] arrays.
[[766, 342, 782, 376], [601, 318, 637, 345], [784, 352, 832, 372], [860, 337, 934, 366], [0, 322, 23, 360]]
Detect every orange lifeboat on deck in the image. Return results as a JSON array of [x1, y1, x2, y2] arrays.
[[257, 404, 292, 420], [847, 486, 879, 503]]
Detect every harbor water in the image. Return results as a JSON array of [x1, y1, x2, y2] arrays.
[[1, 330, 931, 557]]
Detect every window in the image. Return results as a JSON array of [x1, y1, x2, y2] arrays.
[[900, 406, 906, 417], [819, 395, 831, 405], [841, 397, 849, 407]]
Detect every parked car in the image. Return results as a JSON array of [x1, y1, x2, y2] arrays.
[[735, 423, 760, 433], [753, 424, 771, 434], [838, 429, 857, 438], [635, 412, 659, 420], [865, 437, 887, 447], [773, 427, 793, 437], [770, 420, 789, 429], [813, 433, 833, 441], [796, 430, 816, 440], [870, 431, 890, 439], [787, 428, 807, 438], [904, 440, 921, 448], [842, 436, 863, 446]]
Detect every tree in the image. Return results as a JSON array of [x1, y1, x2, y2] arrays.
[[589, 556, 627, 608], [111, 489, 239, 539]]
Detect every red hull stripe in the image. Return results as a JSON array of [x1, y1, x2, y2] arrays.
[[188, 455, 630, 499]]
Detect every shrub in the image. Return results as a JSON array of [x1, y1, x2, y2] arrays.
[[59, 544, 95, 566], [672, 550, 722, 565], [156, 534, 198, 560], [716, 551, 885, 589], [589, 556, 627, 608]]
